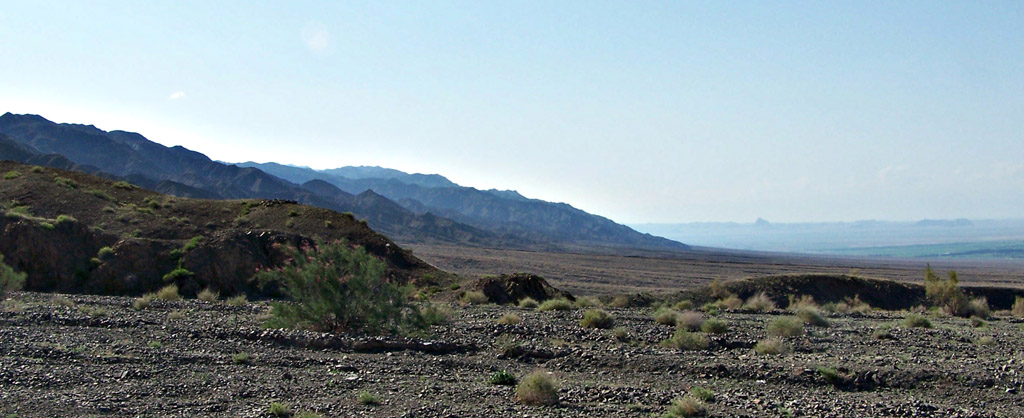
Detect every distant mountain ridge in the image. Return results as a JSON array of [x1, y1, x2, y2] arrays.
[[235, 162, 684, 249], [0, 112, 684, 250]]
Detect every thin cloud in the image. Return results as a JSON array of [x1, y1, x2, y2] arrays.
[[301, 21, 331, 55], [169, 91, 186, 100]]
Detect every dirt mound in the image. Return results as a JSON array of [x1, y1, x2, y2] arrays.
[[471, 273, 574, 304], [671, 274, 1024, 310]]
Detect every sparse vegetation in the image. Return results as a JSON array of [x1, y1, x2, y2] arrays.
[[268, 401, 291, 417], [662, 328, 710, 350], [924, 265, 968, 317], [795, 306, 830, 327], [167, 311, 185, 320], [496, 313, 522, 325], [226, 294, 248, 306], [537, 298, 573, 311], [766, 316, 803, 337], [518, 297, 539, 309], [133, 294, 154, 310], [256, 241, 428, 336], [665, 396, 706, 417], [574, 296, 600, 308], [822, 295, 872, 314], [54, 176, 78, 189], [156, 284, 182, 301], [690, 386, 715, 403], [787, 294, 818, 310], [197, 287, 219, 302], [1013, 297, 1024, 318], [901, 313, 932, 328], [676, 310, 705, 331], [817, 366, 846, 385], [515, 370, 559, 406], [612, 326, 630, 340], [700, 318, 729, 334], [461, 290, 488, 305], [232, 352, 251, 364], [743, 292, 776, 311], [653, 307, 680, 325], [0, 254, 26, 298], [357, 391, 380, 406], [754, 337, 790, 355], [580, 309, 614, 329]]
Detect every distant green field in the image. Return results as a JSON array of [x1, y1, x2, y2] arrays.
[[825, 240, 1024, 259]]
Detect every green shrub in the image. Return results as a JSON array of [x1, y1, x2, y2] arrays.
[[662, 328, 710, 350], [766, 316, 804, 337], [55, 214, 76, 225], [148, 341, 163, 349], [1013, 297, 1024, 318], [754, 337, 790, 355], [901, 313, 932, 328], [87, 189, 113, 201], [39, 222, 54, 230], [197, 287, 219, 302], [489, 370, 517, 386], [162, 267, 194, 283], [653, 307, 679, 325], [700, 318, 729, 334], [30, 166, 44, 173], [743, 292, 776, 311], [518, 297, 539, 309], [357, 391, 379, 406], [183, 235, 204, 252], [817, 366, 846, 385], [112, 181, 134, 190], [97, 246, 114, 260], [54, 176, 78, 189], [256, 240, 427, 336], [515, 371, 559, 405], [665, 396, 706, 417], [461, 290, 488, 305], [3, 170, 21, 179], [690, 386, 715, 403], [795, 306, 830, 327], [537, 298, 573, 311], [268, 401, 290, 417], [611, 326, 629, 340], [0, 254, 26, 298], [580, 309, 614, 329], [226, 294, 247, 306], [156, 284, 182, 301], [497, 313, 522, 325], [232, 352, 251, 364], [574, 296, 601, 308], [924, 266, 968, 316], [673, 300, 693, 310]]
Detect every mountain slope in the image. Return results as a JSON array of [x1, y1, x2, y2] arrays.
[[0, 113, 499, 246], [238, 161, 685, 250]]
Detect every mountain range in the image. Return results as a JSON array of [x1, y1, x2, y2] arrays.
[[0, 112, 684, 251]]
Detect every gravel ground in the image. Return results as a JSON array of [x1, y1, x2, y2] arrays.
[[1, 292, 1022, 417]]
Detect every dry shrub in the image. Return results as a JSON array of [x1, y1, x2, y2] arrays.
[[967, 297, 990, 319], [665, 396, 706, 417], [1013, 297, 1024, 318], [515, 371, 559, 405], [197, 287, 219, 302], [743, 292, 776, 311], [496, 313, 522, 325], [580, 309, 614, 329], [700, 318, 729, 334], [787, 294, 818, 310], [795, 306, 830, 327], [719, 295, 742, 310], [754, 337, 790, 355], [676, 310, 705, 331], [156, 284, 181, 301], [661, 329, 709, 351], [461, 291, 488, 305], [538, 298, 573, 311], [518, 297, 539, 309], [574, 296, 601, 308], [766, 316, 804, 337]]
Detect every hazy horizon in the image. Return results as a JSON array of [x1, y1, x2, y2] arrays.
[[3, 2, 1022, 224]]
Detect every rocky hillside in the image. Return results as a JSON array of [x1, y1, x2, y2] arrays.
[[0, 161, 449, 297]]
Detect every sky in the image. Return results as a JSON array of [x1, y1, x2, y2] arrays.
[[1, 1, 1022, 224]]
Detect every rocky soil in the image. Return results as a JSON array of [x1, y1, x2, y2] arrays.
[[1, 291, 1022, 417]]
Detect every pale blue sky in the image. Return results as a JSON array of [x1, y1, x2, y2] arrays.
[[1, 1, 1022, 223]]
